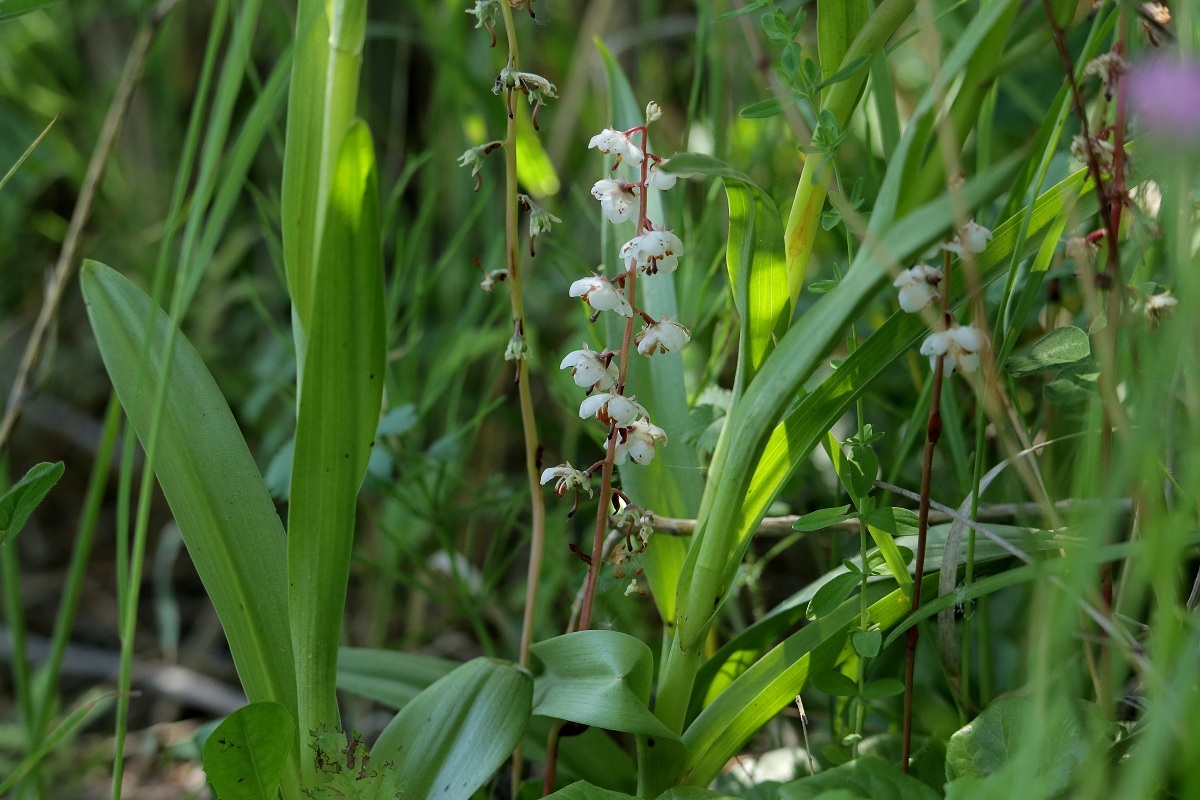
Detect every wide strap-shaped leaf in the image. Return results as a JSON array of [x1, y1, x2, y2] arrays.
[[280, 0, 367, 333], [288, 119, 386, 743], [81, 261, 296, 715], [371, 657, 532, 800], [664, 153, 790, 398], [779, 755, 938, 800]]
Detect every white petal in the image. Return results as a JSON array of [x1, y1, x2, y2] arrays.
[[951, 325, 986, 353], [920, 330, 952, 358], [579, 393, 613, 420]]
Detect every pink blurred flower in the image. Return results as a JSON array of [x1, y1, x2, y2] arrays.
[[1129, 56, 1200, 142]]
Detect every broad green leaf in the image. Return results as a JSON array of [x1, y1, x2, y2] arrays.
[[945, 696, 1120, 792], [0, 0, 62, 20], [0, 462, 64, 545], [806, 573, 861, 620], [850, 629, 881, 659], [202, 702, 293, 800], [863, 507, 919, 538], [373, 658, 532, 800], [337, 648, 636, 793], [839, 445, 877, 505], [545, 782, 634, 800], [1004, 326, 1091, 377], [811, 670, 859, 697], [862, 678, 903, 700], [288, 120, 386, 742], [779, 756, 938, 800], [664, 153, 790, 396], [81, 262, 296, 717], [1044, 361, 1101, 404], [792, 505, 852, 532], [532, 631, 678, 744]]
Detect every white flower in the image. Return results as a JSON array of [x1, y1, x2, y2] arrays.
[[615, 419, 667, 465], [1084, 52, 1128, 93], [569, 274, 633, 317], [624, 579, 643, 597], [892, 264, 942, 313], [560, 344, 618, 390], [504, 332, 528, 362], [645, 101, 663, 123], [540, 463, 592, 497], [920, 324, 987, 374], [1070, 135, 1116, 174], [591, 179, 639, 224], [942, 220, 993, 257], [579, 392, 647, 427], [1064, 237, 1099, 270], [588, 127, 644, 165], [1145, 291, 1178, 322], [635, 317, 690, 356], [479, 269, 507, 294], [620, 229, 683, 275]]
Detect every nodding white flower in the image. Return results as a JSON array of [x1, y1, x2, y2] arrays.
[[527, 203, 561, 237], [1064, 237, 1099, 270], [560, 344, 618, 390], [504, 332, 528, 362], [540, 463, 592, 497], [569, 274, 633, 317], [636, 317, 691, 356], [1070, 135, 1116, 174], [517, 72, 557, 101], [1084, 52, 1128, 96], [942, 220, 993, 257], [615, 419, 668, 465], [624, 579, 644, 597], [479, 269, 507, 294], [645, 101, 663, 123], [1145, 291, 1178, 322], [647, 162, 677, 191], [920, 324, 987, 374], [591, 179, 640, 224], [588, 128, 644, 166], [620, 229, 684, 275], [892, 264, 943, 313], [579, 392, 648, 427]]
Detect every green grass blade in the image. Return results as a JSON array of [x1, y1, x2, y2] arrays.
[[80, 261, 297, 715], [0, 0, 62, 21], [287, 120, 385, 752]]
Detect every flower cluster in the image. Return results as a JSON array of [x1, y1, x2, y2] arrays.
[[543, 102, 691, 500], [894, 220, 990, 376]]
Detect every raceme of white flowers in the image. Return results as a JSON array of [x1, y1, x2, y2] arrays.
[[544, 103, 691, 489], [894, 220, 991, 375]]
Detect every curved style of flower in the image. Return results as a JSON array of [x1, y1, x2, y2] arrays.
[[920, 324, 987, 374], [569, 274, 633, 317], [588, 128, 644, 166], [540, 463, 592, 497], [579, 392, 647, 427], [591, 179, 639, 224], [561, 345, 618, 390], [636, 317, 690, 356], [615, 419, 668, 465], [942, 220, 993, 257], [620, 229, 684, 275], [893, 264, 943, 313]]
